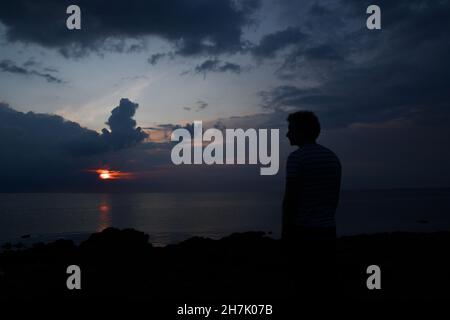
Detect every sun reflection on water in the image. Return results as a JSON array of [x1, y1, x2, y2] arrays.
[[97, 196, 111, 232]]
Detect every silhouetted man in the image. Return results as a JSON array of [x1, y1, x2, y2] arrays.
[[282, 111, 341, 297]]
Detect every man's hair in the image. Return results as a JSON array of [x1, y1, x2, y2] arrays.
[[287, 111, 321, 141]]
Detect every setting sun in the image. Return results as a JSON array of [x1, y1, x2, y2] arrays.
[[90, 169, 133, 181], [99, 171, 111, 180]]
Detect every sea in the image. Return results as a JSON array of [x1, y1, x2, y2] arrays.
[[1, 189, 450, 247]]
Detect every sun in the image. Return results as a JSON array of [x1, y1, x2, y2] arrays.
[[91, 168, 133, 180], [99, 171, 111, 180]]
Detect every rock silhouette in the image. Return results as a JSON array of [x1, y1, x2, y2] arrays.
[[1, 227, 450, 302]]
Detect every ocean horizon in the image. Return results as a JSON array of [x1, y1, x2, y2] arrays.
[[1, 188, 450, 247]]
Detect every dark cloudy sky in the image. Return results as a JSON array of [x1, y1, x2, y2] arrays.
[[1, 0, 450, 192]]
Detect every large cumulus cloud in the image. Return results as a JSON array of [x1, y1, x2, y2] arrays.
[[0, 98, 148, 191], [101, 98, 148, 149]]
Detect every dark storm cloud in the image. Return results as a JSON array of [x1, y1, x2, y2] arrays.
[[0, 98, 148, 159], [101, 98, 148, 149], [0, 102, 96, 144], [0, 102, 100, 190], [249, 21, 346, 80], [0, 0, 261, 58], [242, 0, 450, 189], [0, 98, 148, 158], [0, 59, 65, 83], [194, 59, 242, 77], [0, 99, 150, 191], [259, 0, 450, 128]]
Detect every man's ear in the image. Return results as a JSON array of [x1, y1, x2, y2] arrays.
[[293, 128, 302, 138]]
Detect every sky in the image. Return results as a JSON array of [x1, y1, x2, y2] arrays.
[[1, 0, 450, 192]]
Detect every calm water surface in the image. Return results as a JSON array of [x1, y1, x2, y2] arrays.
[[1, 190, 450, 246]]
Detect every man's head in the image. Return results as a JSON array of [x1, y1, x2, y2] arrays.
[[287, 111, 321, 146]]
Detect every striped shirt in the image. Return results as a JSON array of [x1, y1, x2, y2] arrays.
[[284, 143, 341, 228]]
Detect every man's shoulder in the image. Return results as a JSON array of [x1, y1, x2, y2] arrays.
[[290, 144, 335, 155], [315, 144, 339, 158], [288, 148, 302, 156], [287, 148, 303, 162], [289, 144, 340, 164]]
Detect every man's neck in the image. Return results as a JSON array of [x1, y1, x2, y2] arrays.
[[297, 141, 316, 147]]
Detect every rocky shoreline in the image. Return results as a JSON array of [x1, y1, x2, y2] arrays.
[[1, 227, 450, 301]]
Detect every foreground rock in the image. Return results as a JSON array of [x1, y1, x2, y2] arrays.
[[1, 227, 450, 301]]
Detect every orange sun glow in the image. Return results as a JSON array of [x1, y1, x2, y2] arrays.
[[93, 169, 132, 180], [99, 171, 111, 179]]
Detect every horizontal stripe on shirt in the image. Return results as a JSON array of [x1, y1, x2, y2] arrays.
[[285, 143, 341, 228]]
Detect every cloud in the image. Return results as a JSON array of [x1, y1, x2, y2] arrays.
[[212, 120, 226, 131], [147, 52, 176, 65], [0, 0, 261, 58], [0, 102, 100, 190], [155, 122, 195, 134], [22, 58, 40, 68], [120, 75, 148, 81], [148, 53, 167, 65], [248, 20, 347, 80], [218, 62, 242, 73], [182, 100, 209, 112], [0, 59, 65, 83], [251, 26, 308, 59], [2, 0, 450, 191], [0, 103, 280, 192], [61, 98, 149, 154], [0, 99, 151, 191], [0, 98, 148, 160], [145, 118, 228, 141], [196, 100, 208, 110], [259, 85, 321, 111], [192, 59, 242, 78], [101, 98, 148, 149], [258, 0, 450, 128]]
